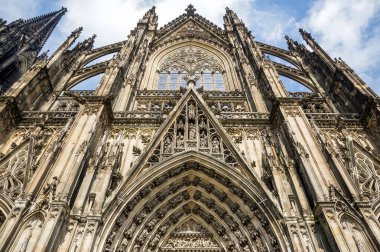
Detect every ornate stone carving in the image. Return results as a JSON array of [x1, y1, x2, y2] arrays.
[[146, 97, 238, 167], [0, 145, 28, 200], [159, 45, 223, 75]]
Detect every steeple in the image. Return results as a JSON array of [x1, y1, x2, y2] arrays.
[[0, 7, 66, 93]]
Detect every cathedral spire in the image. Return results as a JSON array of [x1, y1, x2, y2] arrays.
[[0, 7, 66, 92], [18, 7, 67, 54]]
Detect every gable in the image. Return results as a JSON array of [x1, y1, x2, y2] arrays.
[[127, 87, 258, 181], [154, 19, 229, 48]]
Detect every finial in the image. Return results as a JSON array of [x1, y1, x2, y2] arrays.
[[299, 28, 312, 40], [61, 7, 68, 13], [185, 4, 196, 16]]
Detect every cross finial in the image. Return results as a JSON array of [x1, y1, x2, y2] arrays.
[[185, 4, 196, 16]]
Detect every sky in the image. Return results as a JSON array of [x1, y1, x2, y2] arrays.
[[0, 0, 379, 94]]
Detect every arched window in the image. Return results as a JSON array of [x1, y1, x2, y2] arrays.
[[157, 46, 225, 91], [157, 69, 188, 90]]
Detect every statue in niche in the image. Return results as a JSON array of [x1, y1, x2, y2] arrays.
[[177, 132, 184, 148], [164, 136, 172, 153], [177, 118, 184, 130], [188, 103, 196, 120], [199, 118, 207, 131], [189, 123, 196, 140], [200, 131, 207, 148], [212, 137, 220, 153]]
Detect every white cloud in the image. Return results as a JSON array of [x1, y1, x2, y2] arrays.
[[302, 0, 380, 93], [1, 0, 378, 94], [0, 0, 41, 21], [58, 0, 254, 47], [249, 8, 296, 44]]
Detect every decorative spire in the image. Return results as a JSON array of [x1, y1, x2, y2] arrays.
[[299, 28, 313, 41], [0, 7, 67, 92], [185, 4, 196, 16]]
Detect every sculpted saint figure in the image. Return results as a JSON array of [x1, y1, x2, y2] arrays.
[[189, 123, 196, 140], [200, 131, 207, 148], [177, 132, 184, 147], [188, 103, 196, 119], [212, 137, 220, 153], [164, 136, 172, 153]]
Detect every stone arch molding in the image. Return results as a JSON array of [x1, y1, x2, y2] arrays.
[[97, 88, 286, 251], [97, 155, 287, 252], [141, 41, 240, 91]]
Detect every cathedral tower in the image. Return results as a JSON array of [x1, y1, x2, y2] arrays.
[[0, 7, 66, 93], [0, 5, 379, 252]]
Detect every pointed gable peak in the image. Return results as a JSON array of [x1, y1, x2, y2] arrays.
[[156, 5, 226, 42], [154, 7, 229, 48], [130, 86, 254, 180]]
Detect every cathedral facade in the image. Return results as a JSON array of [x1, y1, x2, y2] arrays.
[[0, 5, 380, 252]]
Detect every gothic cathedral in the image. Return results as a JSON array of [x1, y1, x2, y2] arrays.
[[0, 5, 379, 252]]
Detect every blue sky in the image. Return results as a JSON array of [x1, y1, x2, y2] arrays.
[[0, 0, 379, 94]]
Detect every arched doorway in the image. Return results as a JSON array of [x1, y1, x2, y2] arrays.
[[97, 153, 286, 252]]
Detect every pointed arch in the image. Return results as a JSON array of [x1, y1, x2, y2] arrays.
[[82, 52, 117, 68], [66, 62, 108, 90], [257, 42, 301, 69], [279, 75, 313, 93], [264, 53, 299, 69], [338, 213, 376, 252], [81, 41, 124, 67], [8, 211, 46, 252], [141, 41, 240, 91], [69, 73, 104, 91], [96, 152, 286, 252]]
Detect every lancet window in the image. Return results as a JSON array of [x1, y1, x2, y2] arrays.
[[157, 46, 225, 91]]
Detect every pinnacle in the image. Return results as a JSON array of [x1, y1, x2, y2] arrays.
[[185, 4, 196, 16]]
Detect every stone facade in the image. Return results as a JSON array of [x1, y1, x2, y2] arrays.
[[0, 5, 379, 252]]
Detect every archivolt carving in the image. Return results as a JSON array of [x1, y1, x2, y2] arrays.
[[161, 219, 221, 251], [159, 46, 223, 74], [102, 162, 282, 252]]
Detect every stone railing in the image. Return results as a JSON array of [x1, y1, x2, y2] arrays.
[[113, 111, 163, 120], [22, 111, 78, 119], [217, 112, 270, 120], [64, 90, 96, 96], [136, 90, 183, 97], [305, 113, 360, 121], [288, 92, 313, 98]]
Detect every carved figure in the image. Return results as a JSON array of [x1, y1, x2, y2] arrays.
[[199, 118, 207, 130], [177, 119, 184, 130], [163, 136, 172, 153], [188, 103, 196, 119], [212, 137, 220, 153], [189, 123, 196, 140], [200, 131, 207, 148], [177, 132, 184, 148]]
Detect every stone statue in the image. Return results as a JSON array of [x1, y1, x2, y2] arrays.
[[177, 132, 184, 148], [188, 103, 196, 119], [212, 137, 220, 153], [200, 131, 207, 148], [199, 118, 207, 131], [177, 118, 184, 130], [163, 136, 172, 153], [189, 123, 196, 140]]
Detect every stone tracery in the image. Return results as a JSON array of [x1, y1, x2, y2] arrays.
[[145, 96, 238, 168]]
